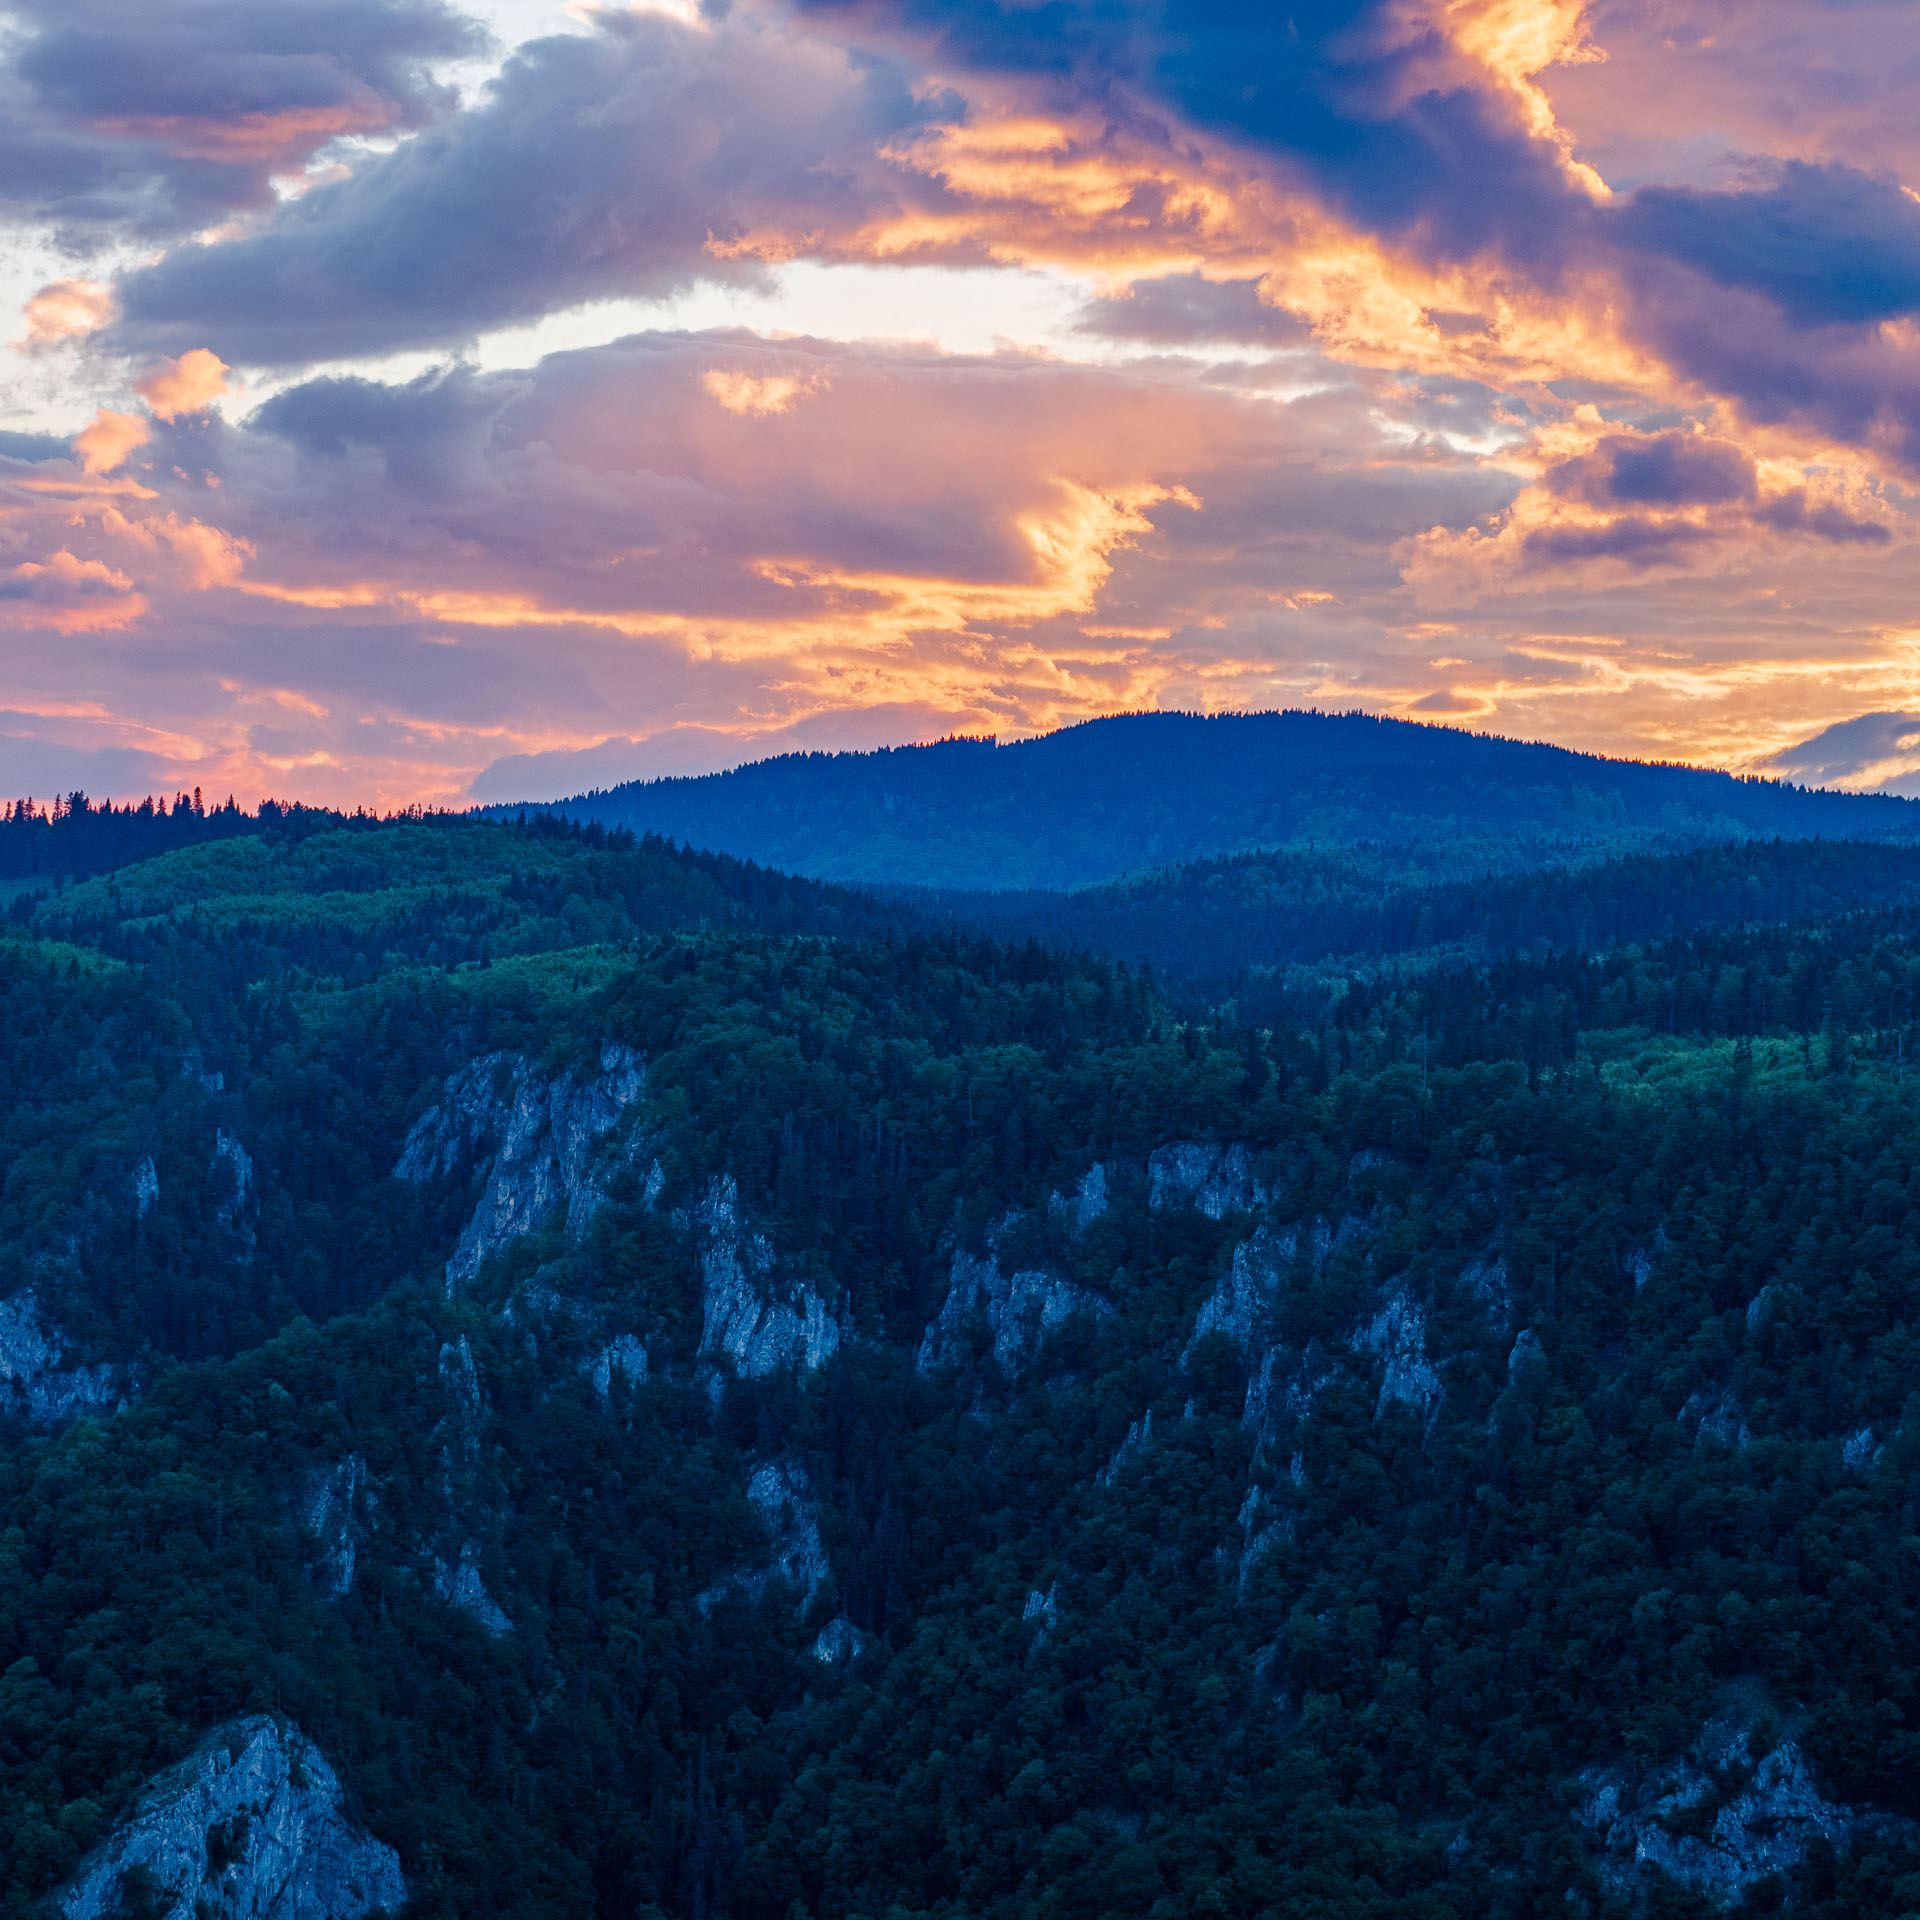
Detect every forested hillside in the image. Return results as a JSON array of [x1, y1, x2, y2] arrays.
[[526, 711, 1920, 889], [917, 837, 1920, 991], [7, 815, 1920, 1916]]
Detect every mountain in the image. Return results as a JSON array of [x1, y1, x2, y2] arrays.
[[515, 710, 1920, 890], [9, 814, 1920, 1915]]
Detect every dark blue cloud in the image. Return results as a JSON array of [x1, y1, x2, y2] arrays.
[[1758, 711, 1920, 794], [802, 0, 1584, 265], [1522, 517, 1716, 565], [1620, 161, 1920, 328], [1753, 490, 1892, 545], [1546, 432, 1755, 508]]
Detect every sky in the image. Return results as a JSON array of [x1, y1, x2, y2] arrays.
[[6, 0, 1920, 807]]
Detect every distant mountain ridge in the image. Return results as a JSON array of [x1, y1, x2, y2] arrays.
[[508, 710, 1920, 891]]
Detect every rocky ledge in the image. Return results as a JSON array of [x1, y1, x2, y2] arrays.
[[0, 1289, 123, 1428], [396, 1041, 648, 1289], [57, 1715, 405, 1920]]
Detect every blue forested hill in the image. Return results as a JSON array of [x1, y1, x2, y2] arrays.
[[515, 710, 1920, 889]]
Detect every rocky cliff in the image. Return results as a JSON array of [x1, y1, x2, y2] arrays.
[[1580, 1717, 1853, 1903], [916, 1247, 1106, 1376], [696, 1176, 839, 1377], [57, 1716, 405, 1920], [1148, 1140, 1265, 1219], [0, 1289, 122, 1427], [396, 1042, 648, 1288], [698, 1461, 831, 1614]]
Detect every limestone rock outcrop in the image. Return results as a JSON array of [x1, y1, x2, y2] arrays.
[[1049, 1162, 1111, 1232], [1148, 1141, 1265, 1219], [697, 1176, 839, 1377], [1360, 1291, 1440, 1417], [433, 1540, 511, 1635], [57, 1716, 405, 1920], [304, 1455, 371, 1600], [1580, 1719, 1852, 1904], [698, 1461, 830, 1614], [916, 1248, 1106, 1376], [589, 1333, 648, 1399], [396, 1042, 648, 1288], [212, 1130, 254, 1225], [0, 1289, 122, 1427]]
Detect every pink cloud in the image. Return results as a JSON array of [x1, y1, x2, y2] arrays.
[[135, 349, 230, 422], [72, 411, 150, 476], [15, 279, 112, 351]]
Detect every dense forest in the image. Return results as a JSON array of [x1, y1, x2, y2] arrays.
[[11, 785, 1920, 1914], [521, 711, 1920, 889]]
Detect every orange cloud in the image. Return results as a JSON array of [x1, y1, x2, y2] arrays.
[[15, 280, 113, 351], [72, 411, 151, 476], [135, 349, 230, 421], [702, 368, 827, 415], [0, 552, 144, 633]]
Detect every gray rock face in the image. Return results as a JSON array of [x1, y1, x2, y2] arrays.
[[1189, 1226, 1297, 1359], [917, 1248, 1106, 1376], [1460, 1254, 1509, 1323], [1233, 1485, 1291, 1594], [1096, 1410, 1153, 1487], [1148, 1141, 1264, 1219], [396, 1042, 648, 1289], [1050, 1163, 1110, 1232], [698, 1462, 830, 1614], [1360, 1291, 1440, 1417], [437, 1335, 483, 1478], [305, 1455, 371, 1601], [212, 1130, 253, 1224], [1187, 1222, 1358, 1433], [696, 1176, 839, 1377], [590, 1334, 648, 1399], [1023, 1583, 1059, 1642], [810, 1616, 866, 1664], [433, 1541, 511, 1635], [0, 1289, 121, 1427], [1580, 1720, 1852, 1903], [58, 1716, 405, 1920]]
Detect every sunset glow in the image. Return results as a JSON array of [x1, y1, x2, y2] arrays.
[[4, 0, 1920, 803]]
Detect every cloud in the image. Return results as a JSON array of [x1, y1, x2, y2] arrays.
[[10, 0, 1920, 809], [1756, 710, 1920, 796], [109, 8, 924, 365], [802, 0, 1599, 263], [72, 409, 149, 474], [1545, 431, 1756, 509], [0, 0, 482, 238], [702, 367, 828, 415], [1073, 273, 1311, 348], [135, 348, 230, 420], [0, 325, 1523, 804], [1621, 161, 1920, 328], [0, 545, 145, 632], [1404, 412, 1901, 602], [15, 277, 112, 349]]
